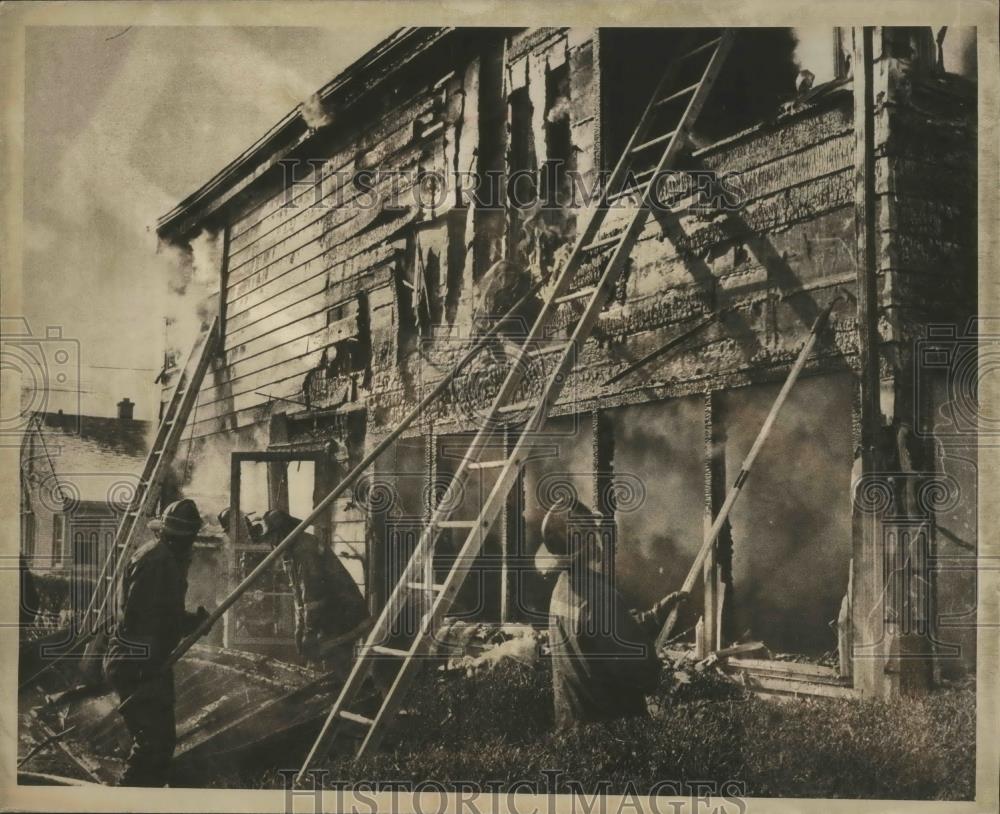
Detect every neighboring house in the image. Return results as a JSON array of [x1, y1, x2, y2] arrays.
[[154, 27, 977, 696], [19, 399, 150, 580]]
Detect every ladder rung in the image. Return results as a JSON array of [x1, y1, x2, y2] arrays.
[[500, 339, 527, 359], [337, 710, 375, 727], [554, 287, 596, 305], [655, 81, 701, 106], [530, 343, 568, 356], [497, 400, 533, 414], [437, 519, 477, 529], [407, 581, 446, 592], [468, 459, 506, 471], [367, 645, 409, 658], [607, 183, 651, 204], [608, 168, 658, 204], [630, 129, 678, 155], [583, 233, 623, 253], [681, 36, 722, 61]]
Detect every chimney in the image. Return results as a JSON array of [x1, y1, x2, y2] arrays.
[[117, 398, 135, 421]]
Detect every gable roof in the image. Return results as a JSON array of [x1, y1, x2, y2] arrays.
[[26, 413, 151, 507]]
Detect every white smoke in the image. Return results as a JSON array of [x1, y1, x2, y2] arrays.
[[301, 91, 334, 130], [160, 229, 222, 373], [177, 422, 271, 530], [545, 94, 571, 124]]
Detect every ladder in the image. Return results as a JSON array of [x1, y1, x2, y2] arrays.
[[83, 316, 221, 631], [296, 30, 735, 775]]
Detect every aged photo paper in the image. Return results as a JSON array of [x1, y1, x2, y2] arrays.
[[1, 1, 998, 813]]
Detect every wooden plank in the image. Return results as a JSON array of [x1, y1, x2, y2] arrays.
[[726, 656, 842, 680], [226, 286, 359, 353], [225, 313, 327, 368], [695, 103, 853, 177], [850, 26, 885, 700], [187, 375, 302, 432], [227, 295, 331, 349], [228, 163, 419, 289], [227, 243, 397, 321], [225, 272, 330, 337], [229, 91, 440, 243], [720, 135, 853, 206], [227, 141, 425, 283], [739, 673, 858, 700], [204, 321, 359, 416], [220, 335, 324, 390], [195, 353, 323, 414], [226, 209, 417, 312]]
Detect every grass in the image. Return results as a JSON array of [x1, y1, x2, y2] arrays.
[[242, 659, 976, 800]]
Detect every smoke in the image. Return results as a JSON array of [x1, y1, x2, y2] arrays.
[[608, 375, 854, 655], [301, 91, 333, 130], [176, 422, 271, 531], [611, 398, 704, 611], [161, 229, 222, 366], [941, 27, 977, 79], [791, 27, 838, 86], [724, 373, 854, 654], [545, 94, 570, 125]]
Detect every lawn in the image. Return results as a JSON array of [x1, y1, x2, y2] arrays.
[[250, 659, 976, 800]]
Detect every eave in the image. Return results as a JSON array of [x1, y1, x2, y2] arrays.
[[155, 26, 457, 243]]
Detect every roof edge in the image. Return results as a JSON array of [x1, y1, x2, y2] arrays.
[[156, 27, 453, 242]]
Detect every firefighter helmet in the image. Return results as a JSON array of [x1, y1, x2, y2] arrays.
[[152, 498, 203, 538], [263, 508, 302, 537], [535, 499, 601, 576]]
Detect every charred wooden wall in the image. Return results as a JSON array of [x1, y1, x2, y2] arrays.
[[158, 27, 977, 681]]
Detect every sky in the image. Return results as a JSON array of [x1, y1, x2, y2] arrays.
[[22, 24, 392, 420]]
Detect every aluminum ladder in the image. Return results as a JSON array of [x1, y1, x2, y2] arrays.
[[83, 315, 221, 631]]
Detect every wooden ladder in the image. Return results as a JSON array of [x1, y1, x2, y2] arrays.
[[296, 30, 735, 776], [83, 316, 221, 631]]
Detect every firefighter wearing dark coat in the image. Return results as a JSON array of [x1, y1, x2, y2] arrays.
[[537, 500, 687, 728], [103, 499, 209, 787], [262, 509, 370, 673]]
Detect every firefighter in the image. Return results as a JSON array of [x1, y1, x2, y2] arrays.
[[217, 507, 264, 543], [261, 509, 370, 675], [536, 499, 688, 728], [103, 498, 209, 787]]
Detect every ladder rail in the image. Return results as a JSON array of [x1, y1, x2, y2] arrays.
[[81, 317, 220, 629]]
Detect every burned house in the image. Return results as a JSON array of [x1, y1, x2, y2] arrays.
[[19, 400, 149, 578], [152, 26, 978, 701]]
